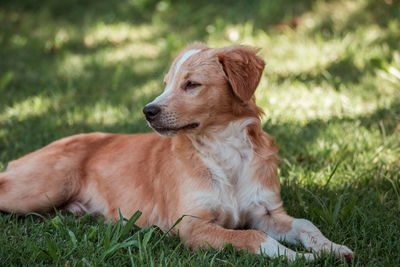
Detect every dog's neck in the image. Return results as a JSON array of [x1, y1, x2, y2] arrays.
[[187, 118, 257, 186]]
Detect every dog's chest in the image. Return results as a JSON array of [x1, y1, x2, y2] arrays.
[[190, 120, 268, 228]]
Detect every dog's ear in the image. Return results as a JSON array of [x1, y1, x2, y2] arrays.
[[217, 45, 265, 102]]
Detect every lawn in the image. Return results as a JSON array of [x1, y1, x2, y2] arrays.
[[0, 0, 399, 265]]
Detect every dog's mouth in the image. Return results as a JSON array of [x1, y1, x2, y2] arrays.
[[152, 122, 199, 132], [152, 122, 200, 133]]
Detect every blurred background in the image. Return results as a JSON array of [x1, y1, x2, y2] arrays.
[[0, 0, 399, 264]]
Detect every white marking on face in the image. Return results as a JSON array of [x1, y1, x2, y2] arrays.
[[151, 49, 201, 105]]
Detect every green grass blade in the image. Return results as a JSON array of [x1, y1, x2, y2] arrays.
[[120, 210, 142, 240], [151, 214, 200, 250]]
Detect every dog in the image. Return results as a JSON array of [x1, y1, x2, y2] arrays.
[[0, 43, 353, 261]]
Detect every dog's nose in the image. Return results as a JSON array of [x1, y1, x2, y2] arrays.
[[143, 104, 161, 121]]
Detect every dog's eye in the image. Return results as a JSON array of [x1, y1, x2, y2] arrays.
[[185, 81, 201, 90]]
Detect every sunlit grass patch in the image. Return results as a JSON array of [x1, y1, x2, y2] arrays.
[[65, 102, 132, 126], [59, 42, 161, 77], [84, 23, 160, 47], [0, 95, 53, 122], [257, 83, 383, 123]]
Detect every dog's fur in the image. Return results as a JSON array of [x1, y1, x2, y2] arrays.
[[0, 43, 353, 261]]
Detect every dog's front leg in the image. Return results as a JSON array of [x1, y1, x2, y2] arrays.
[[256, 207, 353, 261], [178, 217, 314, 261]]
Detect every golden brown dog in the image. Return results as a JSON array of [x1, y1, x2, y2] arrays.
[[0, 43, 353, 261]]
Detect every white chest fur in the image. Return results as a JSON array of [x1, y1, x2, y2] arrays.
[[189, 119, 280, 229]]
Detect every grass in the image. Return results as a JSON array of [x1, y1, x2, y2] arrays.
[[0, 0, 399, 265]]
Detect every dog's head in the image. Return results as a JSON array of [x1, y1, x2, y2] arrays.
[[143, 43, 265, 137]]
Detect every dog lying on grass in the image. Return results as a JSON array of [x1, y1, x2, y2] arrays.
[[0, 43, 353, 261]]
